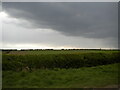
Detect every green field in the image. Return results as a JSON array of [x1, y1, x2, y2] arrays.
[[3, 50, 119, 55], [2, 50, 120, 88]]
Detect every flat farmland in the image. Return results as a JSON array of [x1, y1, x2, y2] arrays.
[[2, 50, 120, 88], [3, 50, 119, 55]]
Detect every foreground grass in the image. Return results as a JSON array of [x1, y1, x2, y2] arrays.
[[3, 63, 119, 88]]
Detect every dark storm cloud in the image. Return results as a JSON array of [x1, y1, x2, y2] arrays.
[[2, 2, 118, 38]]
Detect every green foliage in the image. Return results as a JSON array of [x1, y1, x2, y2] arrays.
[[2, 63, 119, 88], [2, 51, 119, 71]]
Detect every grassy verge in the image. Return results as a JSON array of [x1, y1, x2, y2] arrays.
[[3, 63, 119, 88]]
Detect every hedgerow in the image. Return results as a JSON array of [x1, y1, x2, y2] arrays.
[[2, 52, 119, 71]]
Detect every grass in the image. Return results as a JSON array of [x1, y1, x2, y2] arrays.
[[2, 50, 120, 88], [2, 63, 119, 88], [4, 50, 119, 55]]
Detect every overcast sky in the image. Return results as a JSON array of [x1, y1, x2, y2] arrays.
[[1, 2, 118, 49]]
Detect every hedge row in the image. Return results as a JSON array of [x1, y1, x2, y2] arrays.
[[2, 52, 120, 71]]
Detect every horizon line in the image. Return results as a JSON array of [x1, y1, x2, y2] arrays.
[[1, 48, 119, 50]]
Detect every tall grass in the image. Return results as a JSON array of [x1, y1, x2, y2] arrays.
[[3, 63, 119, 88]]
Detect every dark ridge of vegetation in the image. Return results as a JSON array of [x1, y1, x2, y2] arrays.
[[2, 48, 120, 51], [2, 52, 119, 71]]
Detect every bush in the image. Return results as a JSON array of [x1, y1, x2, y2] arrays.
[[2, 51, 120, 71]]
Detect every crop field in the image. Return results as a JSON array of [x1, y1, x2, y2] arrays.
[[2, 50, 119, 55], [2, 50, 120, 88]]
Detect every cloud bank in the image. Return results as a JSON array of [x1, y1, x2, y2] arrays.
[[3, 2, 118, 39]]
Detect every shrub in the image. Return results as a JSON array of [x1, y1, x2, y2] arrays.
[[2, 51, 119, 71]]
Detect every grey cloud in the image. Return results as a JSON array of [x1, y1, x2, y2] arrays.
[[2, 2, 118, 38], [0, 2, 2, 12]]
